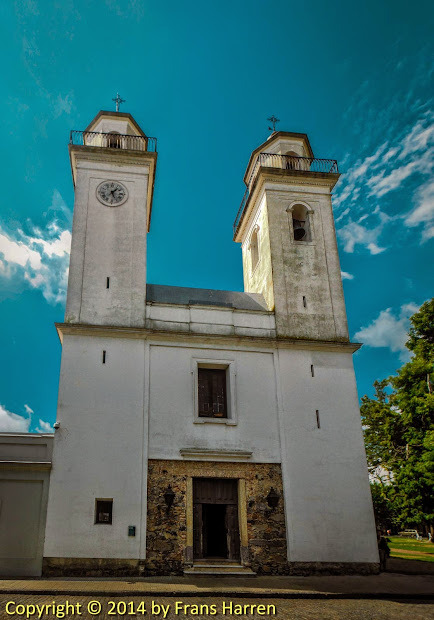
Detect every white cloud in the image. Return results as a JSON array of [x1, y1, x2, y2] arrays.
[[367, 143, 433, 198], [53, 93, 74, 118], [0, 404, 30, 432], [338, 218, 387, 255], [0, 403, 53, 434], [29, 230, 72, 259], [367, 160, 421, 198], [405, 179, 434, 241], [0, 191, 71, 304], [421, 224, 434, 241], [0, 233, 42, 270], [354, 303, 420, 361], [341, 271, 354, 280], [399, 118, 434, 159], [36, 419, 53, 433], [335, 111, 434, 249]]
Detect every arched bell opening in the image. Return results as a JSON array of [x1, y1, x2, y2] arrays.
[[291, 204, 311, 242], [106, 131, 122, 148], [284, 150, 300, 170]]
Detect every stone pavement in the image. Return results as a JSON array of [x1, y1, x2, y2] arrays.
[[0, 572, 433, 599]]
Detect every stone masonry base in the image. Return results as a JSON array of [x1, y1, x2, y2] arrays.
[[42, 557, 140, 578], [145, 459, 287, 576], [42, 558, 380, 577], [288, 562, 380, 576], [42, 557, 379, 577]]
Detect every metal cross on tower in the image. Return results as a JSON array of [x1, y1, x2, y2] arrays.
[[112, 93, 126, 112], [267, 115, 280, 132]]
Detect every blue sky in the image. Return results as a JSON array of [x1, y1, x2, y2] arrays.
[[0, 0, 433, 432]]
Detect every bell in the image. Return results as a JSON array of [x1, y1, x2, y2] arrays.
[[293, 219, 306, 240]]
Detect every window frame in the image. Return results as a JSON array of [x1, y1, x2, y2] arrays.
[[94, 498, 113, 525], [192, 358, 237, 425], [198, 367, 228, 418]]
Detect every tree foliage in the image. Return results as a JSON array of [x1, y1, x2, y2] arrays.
[[361, 298, 434, 535]]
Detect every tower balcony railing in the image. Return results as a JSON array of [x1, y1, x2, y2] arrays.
[[233, 153, 338, 235], [69, 130, 157, 153]]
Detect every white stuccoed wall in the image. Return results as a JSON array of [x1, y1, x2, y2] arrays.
[[66, 159, 150, 328], [147, 343, 280, 462], [45, 327, 377, 564], [277, 348, 378, 563], [44, 335, 147, 558]]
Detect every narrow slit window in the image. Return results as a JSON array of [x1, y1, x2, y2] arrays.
[[102, 350, 106, 364], [311, 364, 314, 377], [303, 296, 307, 308], [316, 410, 320, 429], [106, 277, 110, 289]]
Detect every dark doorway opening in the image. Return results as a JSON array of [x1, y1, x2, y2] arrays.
[[193, 478, 240, 561], [203, 504, 227, 557]]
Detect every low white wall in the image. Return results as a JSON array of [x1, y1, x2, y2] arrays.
[[0, 434, 53, 576], [146, 303, 276, 338]]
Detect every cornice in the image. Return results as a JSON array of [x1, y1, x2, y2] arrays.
[[69, 144, 157, 167], [147, 301, 274, 315], [0, 461, 52, 471], [56, 322, 361, 354], [180, 448, 253, 461]]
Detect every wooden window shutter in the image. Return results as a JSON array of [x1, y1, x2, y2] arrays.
[[198, 368, 227, 418]]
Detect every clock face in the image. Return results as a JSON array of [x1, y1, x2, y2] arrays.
[[97, 181, 128, 206]]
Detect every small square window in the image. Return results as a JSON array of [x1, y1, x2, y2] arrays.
[[95, 499, 113, 524], [198, 368, 227, 418]]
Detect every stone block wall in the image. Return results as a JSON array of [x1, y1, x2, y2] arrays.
[[145, 459, 288, 575]]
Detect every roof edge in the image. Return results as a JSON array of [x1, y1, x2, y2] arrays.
[[85, 110, 147, 136]]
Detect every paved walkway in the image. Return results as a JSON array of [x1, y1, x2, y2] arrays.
[[0, 573, 433, 599]]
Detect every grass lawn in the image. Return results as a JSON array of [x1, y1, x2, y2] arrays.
[[388, 536, 434, 562]]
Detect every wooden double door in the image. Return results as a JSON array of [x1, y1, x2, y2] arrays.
[[193, 478, 240, 561]]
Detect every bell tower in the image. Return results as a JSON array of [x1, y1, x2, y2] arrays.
[[66, 110, 157, 327], [234, 131, 348, 342]]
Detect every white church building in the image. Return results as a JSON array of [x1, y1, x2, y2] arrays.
[[2, 110, 379, 577]]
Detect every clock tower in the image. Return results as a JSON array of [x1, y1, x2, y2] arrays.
[[66, 110, 157, 327]]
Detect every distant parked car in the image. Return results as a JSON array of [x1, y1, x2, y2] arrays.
[[398, 529, 421, 538]]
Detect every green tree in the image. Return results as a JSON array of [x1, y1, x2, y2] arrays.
[[361, 298, 434, 538], [370, 482, 399, 531]]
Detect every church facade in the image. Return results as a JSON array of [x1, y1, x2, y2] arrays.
[[41, 110, 379, 576]]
